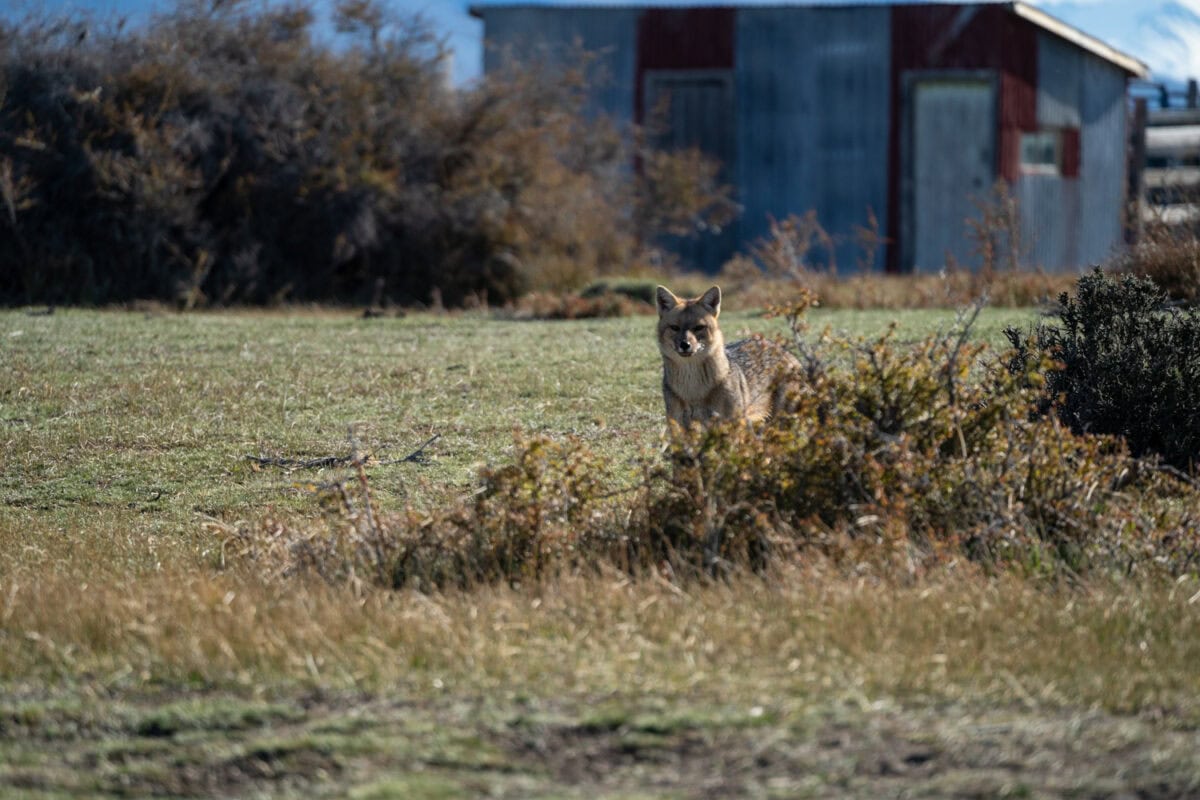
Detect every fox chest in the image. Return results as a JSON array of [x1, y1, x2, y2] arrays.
[[663, 359, 748, 419]]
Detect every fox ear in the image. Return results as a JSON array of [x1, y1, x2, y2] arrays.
[[700, 286, 722, 316], [655, 286, 680, 315]]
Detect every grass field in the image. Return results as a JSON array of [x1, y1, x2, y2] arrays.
[[3, 306, 1200, 799]]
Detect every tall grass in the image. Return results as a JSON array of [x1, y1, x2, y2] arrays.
[[1, 565, 1197, 717]]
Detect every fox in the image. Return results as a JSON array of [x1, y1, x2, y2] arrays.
[[655, 285, 802, 429]]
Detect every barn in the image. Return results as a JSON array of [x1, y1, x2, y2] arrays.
[[470, 2, 1149, 273]]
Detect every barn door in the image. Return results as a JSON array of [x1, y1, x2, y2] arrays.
[[644, 71, 736, 272], [909, 78, 996, 272]]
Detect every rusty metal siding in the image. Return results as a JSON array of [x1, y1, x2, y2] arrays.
[[636, 8, 735, 74], [736, 6, 892, 272], [478, 7, 639, 124]]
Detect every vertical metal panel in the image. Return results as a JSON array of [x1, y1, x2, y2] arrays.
[[1021, 31, 1127, 269], [736, 6, 892, 272], [1079, 49, 1129, 266], [645, 70, 737, 270], [1017, 175, 1078, 268], [478, 7, 639, 124], [1037, 34, 1082, 128], [636, 8, 737, 271], [911, 78, 996, 272]]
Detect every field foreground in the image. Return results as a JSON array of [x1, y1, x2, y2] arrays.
[[2, 308, 1199, 798]]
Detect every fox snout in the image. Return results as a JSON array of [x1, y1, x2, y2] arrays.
[[673, 331, 702, 357]]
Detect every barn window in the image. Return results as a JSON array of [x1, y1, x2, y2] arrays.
[[1020, 130, 1062, 174]]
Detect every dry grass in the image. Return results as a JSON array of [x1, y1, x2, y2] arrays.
[[3, 305, 1200, 797], [720, 270, 1079, 311], [3, 565, 1198, 722], [1, 306, 1191, 705]]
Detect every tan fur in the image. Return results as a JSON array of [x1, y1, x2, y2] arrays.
[[655, 285, 802, 429]]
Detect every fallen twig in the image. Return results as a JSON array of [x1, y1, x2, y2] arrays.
[[245, 454, 351, 470], [385, 433, 441, 465], [245, 433, 441, 471]]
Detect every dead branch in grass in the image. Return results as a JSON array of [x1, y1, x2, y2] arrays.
[[244, 433, 441, 471]]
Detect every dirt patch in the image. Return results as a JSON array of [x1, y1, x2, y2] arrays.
[[163, 743, 343, 798], [504, 703, 1200, 799], [3, 691, 1199, 798]]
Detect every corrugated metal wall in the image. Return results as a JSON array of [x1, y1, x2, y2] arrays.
[[1020, 31, 1127, 270], [736, 7, 892, 272], [476, 4, 1133, 274], [1078, 45, 1130, 267], [480, 7, 639, 124], [636, 8, 737, 271]]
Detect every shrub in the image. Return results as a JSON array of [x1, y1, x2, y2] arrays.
[[1115, 220, 1200, 305], [225, 293, 1200, 589], [1006, 269, 1200, 472], [718, 272, 1076, 312], [644, 301, 1183, 579], [580, 279, 661, 305], [718, 202, 1072, 311], [720, 212, 837, 286], [504, 290, 653, 320], [966, 179, 1026, 277], [0, 1, 733, 307]]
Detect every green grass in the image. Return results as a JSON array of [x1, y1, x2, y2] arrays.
[[2, 305, 1200, 798], [0, 306, 1031, 560]]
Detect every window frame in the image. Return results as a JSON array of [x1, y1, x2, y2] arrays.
[[1019, 129, 1063, 176]]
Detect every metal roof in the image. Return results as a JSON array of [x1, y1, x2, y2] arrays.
[[469, 1, 1150, 78], [1009, 2, 1147, 78]]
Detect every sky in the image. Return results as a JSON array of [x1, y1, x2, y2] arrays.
[[8, 0, 1200, 87]]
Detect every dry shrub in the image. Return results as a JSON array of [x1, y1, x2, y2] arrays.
[[633, 145, 738, 244], [721, 212, 837, 291], [503, 289, 654, 320], [0, 1, 732, 307], [719, 202, 1072, 311], [967, 179, 1025, 277], [223, 291, 1200, 590], [645, 298, 1197, 579], [1116, 220, 1200, 305], [720, 271, 1075, 312], [225, 432, 622, 591]]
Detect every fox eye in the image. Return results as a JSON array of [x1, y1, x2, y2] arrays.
[[668, 325, 680, 332], [693, 325, 707, 334]]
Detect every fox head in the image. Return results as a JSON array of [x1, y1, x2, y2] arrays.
[[656, 285, 724, 363]]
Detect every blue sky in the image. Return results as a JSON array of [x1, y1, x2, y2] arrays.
[[9, 0, 1200, 86]]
